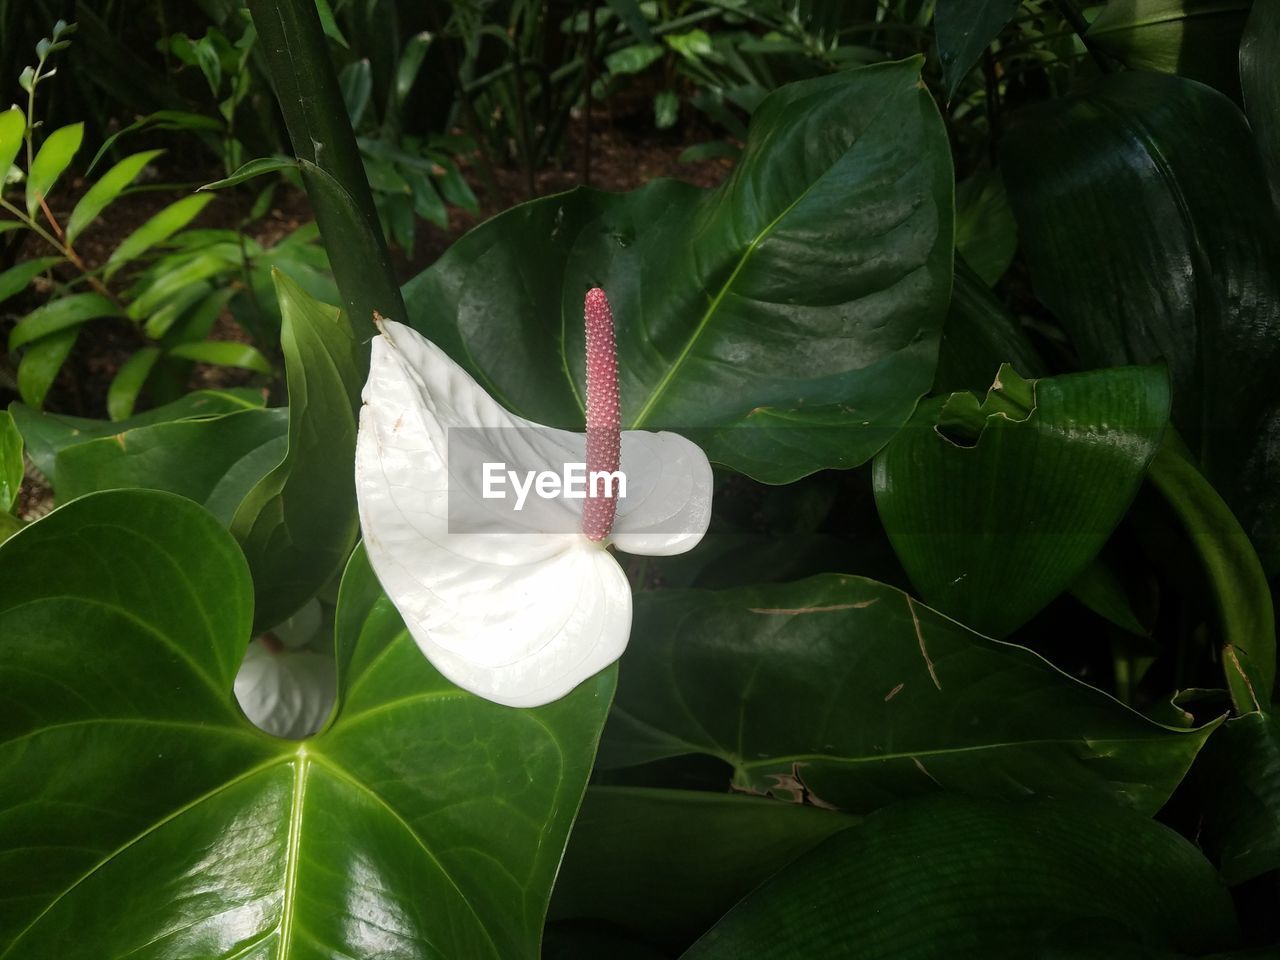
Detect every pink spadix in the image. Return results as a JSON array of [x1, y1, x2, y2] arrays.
[[583, 287, 621, 541]]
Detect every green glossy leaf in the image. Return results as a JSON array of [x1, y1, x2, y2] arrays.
[[872, 365, 1170, 638], [104, 193, 215, 279], [10, 387, 265, 481], [198, 155, 298, 191], [126, 252, 233, 320], [395, 32, 433, 106], [683, 796, 1239, 959], [0, 412, 21, 512], [141, 280, 212, 340], [935, 0, 1023, 100], [1087, 0, 1250, 96], [314, 0, 348, 46], [65, 149, 162, 244], [339, 59, 372, 128], [9, 292, 122, 352], [0, 492, 615, 957], [56, 407, 289, 523], [552, 787, 855, 949], [25, 122, 83, 217], [0, 256, 62, 306], [1147, 436, 1276, 713], [406, 170, 447, 228], [403, 59, 953, 482], [166, 340, 273, 374], [601, 576, 1216, 814], [1002, 71, 1280, 575], [1197, 711, 1280, 884], [932, 260, 1046, 395], [435, 158, 478, 213], [16, 327, 78, 409], [1241, 0, 1280, 205], [0, 108, 25, 179], [230, 271, 361, 630], [606, 43, 665, 76], [105, 347, 161, 421]]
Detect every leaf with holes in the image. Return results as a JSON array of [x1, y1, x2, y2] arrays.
[[600, 575, 1216, 814], [0, 492, 614, 958], [401, 57, 953, 483], [872, 364, 1170, 638]]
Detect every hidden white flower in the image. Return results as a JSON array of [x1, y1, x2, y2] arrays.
[[234, 602, 336, 739], [355, 288, 713, 708]]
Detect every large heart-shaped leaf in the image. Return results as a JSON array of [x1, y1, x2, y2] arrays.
[[873, 364, 1170, 638], [0, 491, 614, 957], [230, 271, 365, 631], [1086, 0, 1250, 96], [600, 576, 1215, 814], [1002, 71, 1280, 575], [401, 57, 953, 483], [551, 787, 856, 949], [10, 387, 265, 482], [1241, 0, 1280, 205], [682, 795, 1239, 959]]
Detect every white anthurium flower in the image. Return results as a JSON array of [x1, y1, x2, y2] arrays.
[[234, 602, 336, 739], [356, 288, 713, 708]]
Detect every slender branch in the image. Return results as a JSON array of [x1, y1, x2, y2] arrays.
[[0, 196, 123, 307], [982, 49, 1001, 164], [36, 193, 64, 240], [1051, 0, 1116, 72]]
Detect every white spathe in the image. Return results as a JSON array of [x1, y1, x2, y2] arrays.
[[355, 319, 713, 708], [234, 639, 336, 739]]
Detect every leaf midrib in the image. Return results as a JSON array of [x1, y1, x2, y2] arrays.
[[0, 754, 289, 959], [2, 742, 503, 960], [626, 91, 896, 429]]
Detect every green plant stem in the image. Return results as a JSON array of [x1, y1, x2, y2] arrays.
[[0, 196, 122, 307], [1050, 0, 1116, 72], [1148, 433, 1276, 713], [247, 0, 405, 328], [24, 54, 45, 172], [581, 0, 595, 188]]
